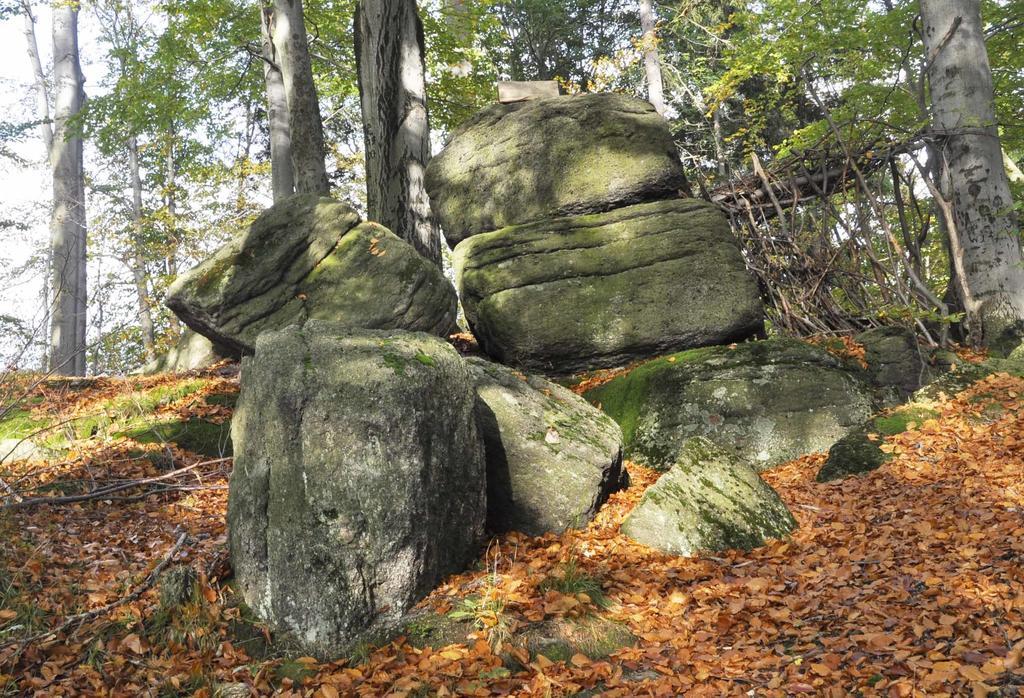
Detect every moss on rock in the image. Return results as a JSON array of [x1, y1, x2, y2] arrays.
[[621, 437, 797, 557], [425, 93, 688, 245], [166, 196, 456, 356], [584, 338, 874, 471], [454, 199, 764, 374], [817, 405, 939, 482]]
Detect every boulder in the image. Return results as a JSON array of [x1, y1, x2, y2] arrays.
[[0, 439, 52, 465], [583, 338, 874, 471], [228, 323, 486, 656], [425, 93, 688, 245], [816, 405, 939, 482], [465, 357, 624, 535], [454, 199, 764, 373], [166, 195, 456, 356], [855, 326, 930, 402], [621, 438, 796, 557], [142, 329, 230, 374]]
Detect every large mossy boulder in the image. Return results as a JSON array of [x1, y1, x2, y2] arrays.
[[855, 326, 930, 402], [228, 323, 486, 656], [583, 338, 874, 471], [454, 199, 764, 373], [465, 357, 624, 535], [621, 438, 797, 557], [425, 93, 688, 245], [166, 195, 456, 356]]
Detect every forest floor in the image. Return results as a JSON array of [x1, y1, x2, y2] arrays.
[[1, 359, 1023, 697]]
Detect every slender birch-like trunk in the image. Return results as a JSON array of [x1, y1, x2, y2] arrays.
[[128, 136, 157, 362], [638, 0, 666, 116]]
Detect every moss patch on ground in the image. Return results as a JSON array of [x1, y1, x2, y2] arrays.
[[119, 419, 232, 458]]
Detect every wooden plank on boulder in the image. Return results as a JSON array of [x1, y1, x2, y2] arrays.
[[497, 80, 560, 103]]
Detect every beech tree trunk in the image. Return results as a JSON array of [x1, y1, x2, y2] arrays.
[[165, 136, 181, 337], [355, 0, 440, 264], [261, 6, 295, 201], [271, 0, 330, 195], [49, 5, 88, 376], [638, 0, 666, 116], [128, 136, 157, 362], [920, 0, 1024, 353]]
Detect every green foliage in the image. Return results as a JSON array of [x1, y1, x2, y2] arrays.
[[540, 557, 609, 609]]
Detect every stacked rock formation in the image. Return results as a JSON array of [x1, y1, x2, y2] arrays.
[[426, 93, 765, 374]]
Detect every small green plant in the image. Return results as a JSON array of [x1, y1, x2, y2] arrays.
[[447, 542, 515, 652], [540, 557, 610, 609], [272, 658, 318, 688], [345, 640, 373, 666]]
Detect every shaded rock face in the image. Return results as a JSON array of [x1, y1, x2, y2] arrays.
[[454, 199, 764, 374], [855, 326, 930, 402], [166, 195, 456, 356], [228, 324, 486, 657], [425, 93, 688, 246], [465, 357, 624, 535], [583, 339, 874, 471], [621, 438, 796, 557], [143, 329, 230, 374]]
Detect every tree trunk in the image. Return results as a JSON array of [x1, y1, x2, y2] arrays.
[[21, 2, 52, 153], [165, 135, 181, 338], [638, 0, 666, 116], [354, 0, 440, 264], [271, 0, 330, 195], [49, 5, 88, 376], [128, 136, 157, 362], [920, 0, 1024, 353], [261, 6, 295, 202]]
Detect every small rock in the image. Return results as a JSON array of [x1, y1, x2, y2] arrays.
[[466, 357, 624, 535], [621, 438, 797, 557], [855, 326, 931, 402]]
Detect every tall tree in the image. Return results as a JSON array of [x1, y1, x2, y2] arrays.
[[260, 5, 294, 201], [920, 0, 1024, 352], [48, 3, 89, 375], [128, 135, 157, 362], [355, 0, 440, 264], [638, 0, 665, 115], [272, 0, 330, 195]]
